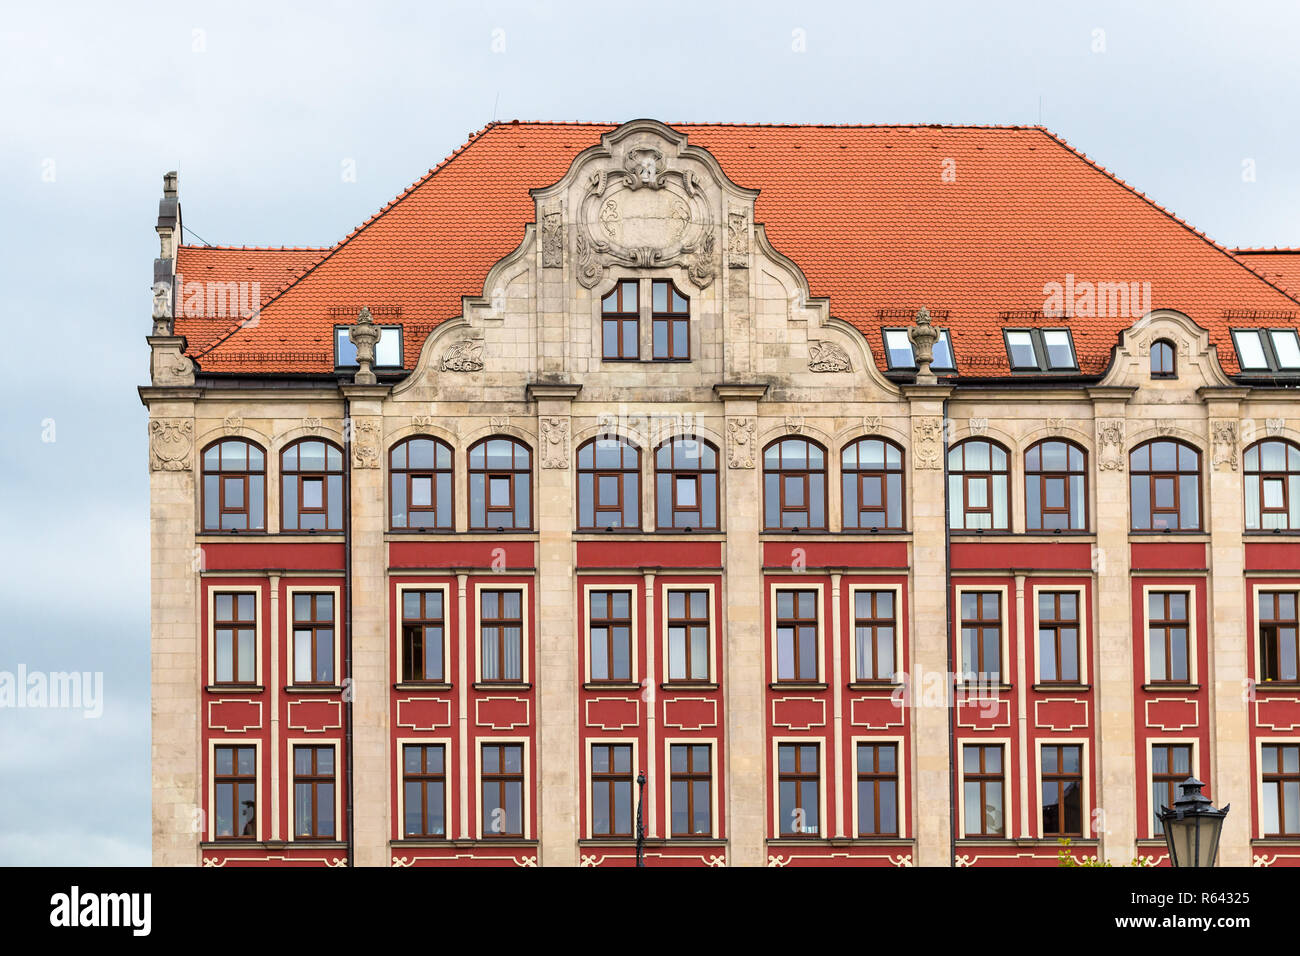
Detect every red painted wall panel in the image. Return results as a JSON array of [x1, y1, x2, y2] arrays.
[[1130, 541, 1206, 570], [388, 539, 534, 569], [576, 539, 721, 568], [201, 540, 345, 570], [950, 541, 1092, 571], [1245, 542, 1300, 572], [761, 540, 908, 569]]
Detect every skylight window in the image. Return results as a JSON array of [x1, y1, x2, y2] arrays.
[[335, 325, 404, 369], [1002, 329, 1078, 372], [1232, 329, 1300, 373], [881, 327, 957, 372]]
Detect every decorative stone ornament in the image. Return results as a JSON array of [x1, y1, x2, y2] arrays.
[[913, 417, 943, 469], [150, 419, 193, 471], [1211, 419, 1240, 471], [352, 420, 380, 468], [968, 418, 988, 437], [540, 418, 569, 468], [223, 415, 243, 434], [1267, 418, 1286, 437], [541, 210, 563, 268], [152, 281, 172, 334], [863, 415, 883, 434], [1045, 417, 1066, 434], [808, 341, 851, 372], [728, 211, 749, 268], [440, 339, 485, 372], [908, 307, 940, 384], [727, 417, 756, 468], [1097, 419, 1126, 471], [348, 307, 381, 385]]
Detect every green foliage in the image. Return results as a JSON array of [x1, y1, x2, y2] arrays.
[[1055, 838, 1156, 867]]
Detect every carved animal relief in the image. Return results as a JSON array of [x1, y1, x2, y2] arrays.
[[808, 340, 852, 373]]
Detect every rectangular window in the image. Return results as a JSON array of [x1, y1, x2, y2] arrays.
[[589, 590, 632, 683], [213, 592, 256, 685], [481, 743, 524, 837], [1037, 591, 1080, 683], [403, 744, 446, 838], [293, 745, 335, 840], [213, 745, 256, 840], [775, 590, 818, 682], [1040, 744, 1082, 837], [590, 743, 634, 837], [1260, 591, 1299, 682], [601, 280, 639, 360], [777, 743, 819, 836], [1148, 592, 1190, 683], [292, 592, 334, 685], [670, 744, 712, 837], [960, 591, 1002, 684], [882, 327, 956, 371], [854, 590, 896, 681], [856, 743, 899, 837], [480, 590, 523, 683], [1151, 743, 1192, 835], [667, 590, 710, 682], [334, 324, 403, 368], [402, 590, 445, 683], [651, 280, 690, 360], [1006, 330, 1038, 369], [1004, 328, 1077, 371], [962, 744, 1004, 837], [1262, 743, 1300, 837]]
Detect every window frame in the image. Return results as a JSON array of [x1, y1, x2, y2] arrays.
[[956, 586, 1007, 687], [762, 437, 828, 532], [666, 740, 715, 839], [773, 739, 823, 838], [662, 584, 716, 685], [1259, 739, 1300, 838], [1150, 338, 1177, 378], [651, 279, 691, 361], [1255, 587, 1300, 683], [398, 584, 450, 684], [959, 742, 1008, 838], [474, 583, 529, 685], [772, 587, 822, 684], [399, 740, 449, 840], [854, 739, 902, 838], [1129, 438, 1202, 532], [290, 742, 338, 841], [588, 740, 637, 839], [467, 436, 533, 532], [601, 279, 640, 361], [851, 585, 901, 683], [333, 323, 404, 370], [1143, 587, 1195, 685], [654, 437, 720, 531], [477, 739, 528, 839], [1231, 328, 1300, 374], [201, 438, 267, 532], [280, 438, 344, 533], [576, 435, 642, 532], [1244, 438, 1300, 532], [1038, 741, 1085, 838], [584, 585, 637, 685], [389, 435, 456, 531], [1001, 327, 1079, 372], [209, 586, 261, 687], [841, 436, 906, 531], [209, 740, 260, 842], [1032, 585, 1086, 685], [1149, 739, 1196, 838], [287, 586, 340, 687], [880, 326, 957, 372], [948, 439, 1011, 531], [1024, 438, 1088, 532]]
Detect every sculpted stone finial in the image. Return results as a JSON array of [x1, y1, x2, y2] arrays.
[[349, 306, 381, 385], [908, 306, 940, 384]]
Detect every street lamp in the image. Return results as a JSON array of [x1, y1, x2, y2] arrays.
[[635, 772, 646, 868], [1158, 777, 1229, 868]]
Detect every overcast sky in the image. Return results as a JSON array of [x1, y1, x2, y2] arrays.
[[2, 0, 1298, 865]]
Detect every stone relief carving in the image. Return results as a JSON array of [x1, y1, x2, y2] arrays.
[[968, 418, 988, 437], [150, 419, 193, 471], [411, 415, 436, 429], [490, 416, 509, 430], [301, 417, 322, 433], [223, 415, 243, 434], [785, 416, 804, 434], [1267, 418, 1287, 437], [541, 210, 563, 268], [687, 229, 716, 289], [151, 348, 194, 386], [599, 199, 621, 240], [1211, 419, 1239, 472], [913, 417, 943, 469], [863, 415, 883, 434], [808, 340, 852, 372], [540, 418, 569, 469], [728, 211, 748, 268], [1045, 417, 1066, 434], [1097, 419, 1126, 471], [352, 420, 381, 468], [1153, 419, 1177, 437], [440, 339, 484, 372], [726, 417, 756, 469]]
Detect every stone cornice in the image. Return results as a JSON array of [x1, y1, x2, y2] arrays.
[[900, 384, 953, 401], [1086, 386, 1137, 401], [525, 382, 583, 401], [1195, 386, 1252, 402], [339, 384, 393, 400], [138, 385, 203, 406], [712, 383, 769, 401]]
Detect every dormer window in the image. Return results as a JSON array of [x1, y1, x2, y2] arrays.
[[334, 325, 403, 369], [1151, 339, 1176, 378], [1003, 329, 1078, 372], [1232, 329, 1300, 373], [881, 328, 956, 372]]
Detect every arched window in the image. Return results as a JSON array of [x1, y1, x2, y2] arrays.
[[468, 437, 532, 531], [601, 280, 639, 360], [763, 438, 827, 531], [652, 280, 690, 360], [390, 437, 454, 530], [948, 439, 1009, 530], [655, 437, 718, 530], [1025, 439, 1087, 531], [1245, 438, 1300, 530], [1151, 339, 1176, 378], [1130, 439, 1200, 531], [202, 438, 266, 531], [577, 436, 641, 530], [281, 439, 343, 531], [841, 437, 904, 530]]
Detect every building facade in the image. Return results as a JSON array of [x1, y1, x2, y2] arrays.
[[143, 119, 1300, 867]]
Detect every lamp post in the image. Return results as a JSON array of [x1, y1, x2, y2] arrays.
[[1157, 777, 1229, 867], [635, 771, 646, 868]]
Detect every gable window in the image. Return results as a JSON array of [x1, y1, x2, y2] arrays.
[[1259, 591, 1299, 683], [1037, 591, 1080, 683], [292, 592, 334, 685], [881, 327, 956, 372], [468, 437, 531, 531], [390, 437, 454, 530], [652, 280, 690, 360], [655, 437, 718, 530], [334, 324, 403, 369], [763, 438, 827, 531], [1245, 439, 1300, 531], [601, 280, 639, 360], [588, 590, 632, 683], [1130, 439, 1200, 531], [1151, 339, 1176, 378], [214, 745, 257, 840], [670, 744, 712, 837], [403, 744, 446, 838], [591, 743, 634, 838], [577, 436, 641, 531], [480, 589, 523, 683], [202, 439, 266, 531], [292, 745, 335, 840], [948, 439, 1009, 531], [842, 437, 905, 530], [1148, 591, 1190, 684], [1262, 744, 1300, 837], [962, 744, 1005, 837], [777, 743, 820, 836], [1040, 744, 1083, 838], [854, 590, 896, 681], [1003, 329, 1078, 372], [1232, 329, 1300, 373], [1151, 744, 1192, 835], [856, 743, 899, 837], [667, 590, 710, 683], [213, 592, 256, 685], [481, 743, 524, 837], [960, 591, 1002, 685], [402, 590, 445, 683], [1025, 439, 1087, 531], [282, 439, 343, 532], [775, 589, 819, 682]]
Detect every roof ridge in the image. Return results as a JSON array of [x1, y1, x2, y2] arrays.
[[1233, 247, 1300, 254], [496, 119, 1048, 131], [181, 244, 334, 252]]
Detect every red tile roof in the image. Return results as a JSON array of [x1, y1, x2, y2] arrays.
[[173, 122, 1300, 377], [1232, 249, 1300, 300]]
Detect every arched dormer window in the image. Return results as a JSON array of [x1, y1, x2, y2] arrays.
[[1151, 339, 1176, 378]]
